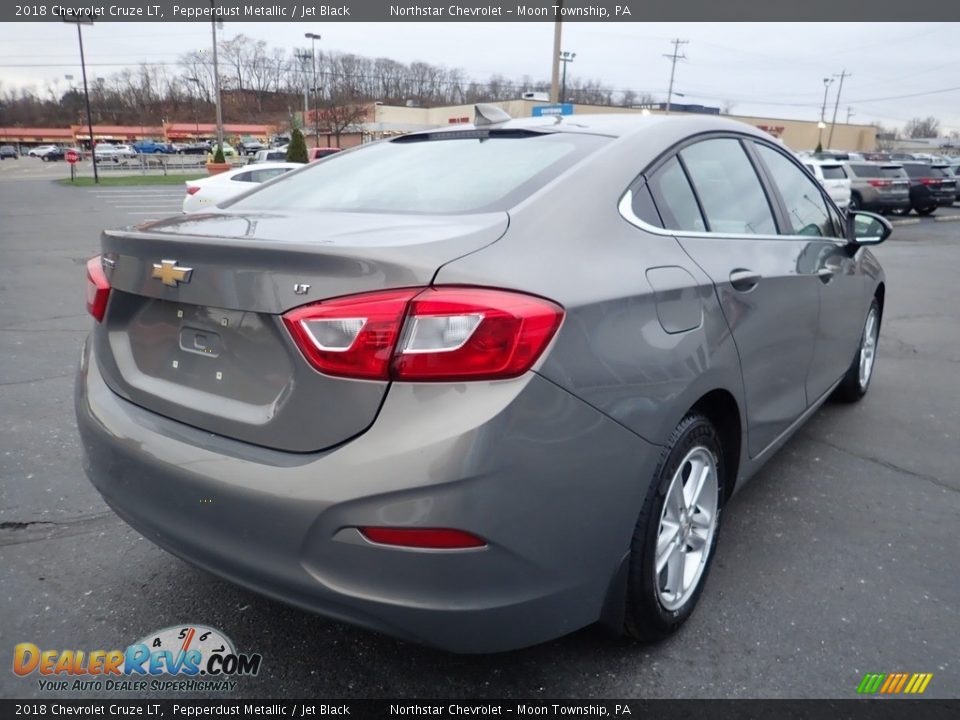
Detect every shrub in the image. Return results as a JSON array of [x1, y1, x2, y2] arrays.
[[287, 128, 308, 164], [213, 144, 226, 164]]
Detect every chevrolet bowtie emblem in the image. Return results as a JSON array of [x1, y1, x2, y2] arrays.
[[151, 259, 193, 287]]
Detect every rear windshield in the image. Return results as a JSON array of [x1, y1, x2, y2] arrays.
[[228, 132, 608, 214], [820, 165, 846, 179], [903, 164, 943, 178], [881, 166, 907, 178], [848, 164, 883, 178]]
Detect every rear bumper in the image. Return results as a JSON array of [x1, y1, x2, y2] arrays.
[[76, 337, 657, 653]]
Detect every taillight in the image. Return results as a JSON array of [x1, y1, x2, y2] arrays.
[[85, 256, 110, 322], [186, 186, 201, 195], [282, 287, 564, 382], [359, 527, 487, 549], [867, 179, 891, 188], [919, 178, 941, 186]]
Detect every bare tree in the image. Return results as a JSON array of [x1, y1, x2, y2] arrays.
[[905, 116, 940, 139]]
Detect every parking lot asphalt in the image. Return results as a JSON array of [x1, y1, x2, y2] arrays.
[[1, 166, 958, 700]]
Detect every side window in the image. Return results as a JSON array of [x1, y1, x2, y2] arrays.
[[755, 144, 840, 238], [630, 183, 663, 227], [251, 168, 292, 183], [646, 156, 706, 232], [231, 171, 254, 183], [679, 138, 777, 235]]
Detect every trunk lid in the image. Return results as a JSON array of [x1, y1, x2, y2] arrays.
[[94, 209, 508, 452]]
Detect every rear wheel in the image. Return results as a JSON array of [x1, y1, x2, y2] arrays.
[[834, 299, 880, 403], [625, 413, 724, 642], [849, 193, 861, 211]]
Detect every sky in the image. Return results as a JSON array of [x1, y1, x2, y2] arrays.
[[1, 21, 958, 133]]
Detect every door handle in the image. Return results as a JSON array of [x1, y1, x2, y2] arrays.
[[729, 269, 761, 292]]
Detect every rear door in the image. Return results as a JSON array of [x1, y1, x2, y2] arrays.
[[647, 136, 819, 457]]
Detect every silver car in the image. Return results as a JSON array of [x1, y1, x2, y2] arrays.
[[77, 112, 890, 653]]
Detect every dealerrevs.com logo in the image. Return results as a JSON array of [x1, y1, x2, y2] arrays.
[[13, 624, 262, 693]]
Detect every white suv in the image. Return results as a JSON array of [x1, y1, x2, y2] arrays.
[[803, 159, 852, 209]]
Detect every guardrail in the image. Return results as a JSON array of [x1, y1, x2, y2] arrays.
[[91, 153, 248, 173]]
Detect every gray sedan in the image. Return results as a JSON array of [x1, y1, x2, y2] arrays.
[[76, 111, 890, 653]]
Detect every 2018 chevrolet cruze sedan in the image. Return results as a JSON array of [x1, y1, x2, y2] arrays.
[[77, 112, 890, 653]]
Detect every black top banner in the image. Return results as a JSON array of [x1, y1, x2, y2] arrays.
[[2, 699, 960, 719], [7, 0, 960, 22]]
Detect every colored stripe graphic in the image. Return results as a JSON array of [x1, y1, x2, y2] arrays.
[[858, 672, 932, 694]]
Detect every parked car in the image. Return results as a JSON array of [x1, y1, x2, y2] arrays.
[[133, 140, 174, 154], [173, 142, 208, 155], [309, 147, 342, 162], [889, 153, 917, 161], [237, 137, 266, 156], [95, 144, 137, 161], [899, 162, 957, 215], [78, 113, 890, 653], [182, 162, 301, 213], [0, 145, 19, 159], [212, 142, 237, 157], [802, 159, 851, 209], [843, 162, 911, 213], [39, 146, 67, 162], [27, 145, 59, 158], [250, 149, 288, 164]]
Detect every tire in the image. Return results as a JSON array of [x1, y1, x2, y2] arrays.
[[849, 193, 861, 211], [624, 413, 724, 642], [833, 298, 881, 403], [916, 205, 937, 216], [41, 155, 48, 162]]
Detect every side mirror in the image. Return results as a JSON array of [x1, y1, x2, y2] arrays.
[[847, 210, 892, 246]]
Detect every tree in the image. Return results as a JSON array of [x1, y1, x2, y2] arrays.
[[213, 144, 225, 163], [905, 116, 940, 139], [287, 127, 308, 163]]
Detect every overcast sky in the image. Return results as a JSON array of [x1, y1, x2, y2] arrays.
[[1, 21, 958, 133]]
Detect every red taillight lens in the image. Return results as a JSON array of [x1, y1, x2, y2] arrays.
[[282, 286, 564, 382], [85, 256, 111, 322], [186, 186, 201, 195], [867, 179, 891, 188], [392, 287, 564, 381], [359, 527, 487, 549], [282, 288, 419, 380]]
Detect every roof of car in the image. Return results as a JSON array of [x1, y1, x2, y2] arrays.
[[407, 112, 777, 143]]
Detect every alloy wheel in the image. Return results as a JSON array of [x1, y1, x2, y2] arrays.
[[654, 446, 719, 611], [859, 307, 879, 390]]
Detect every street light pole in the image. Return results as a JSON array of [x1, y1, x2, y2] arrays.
[[305, 32, 321, 147], [818, 77, 834, 149], [559, 51, 575, 104], [66, 21, 98, 183], [210, 1, 224, 153], [187, 77, 201, 139]]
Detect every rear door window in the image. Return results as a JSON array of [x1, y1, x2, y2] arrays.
[[679, 138, 777, 235], [820, 165, 847, 179]]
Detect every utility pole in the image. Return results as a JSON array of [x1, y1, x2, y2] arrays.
[[827, 70, 851, 147], [210, 1, 224, 153], [64, 20, 98, 183], [818, 77, 834, 149], [663, 39, 688, 115], [846, 107, 855, 124], [305, 32, 321, 147], [550, 3, 563, 102], [295, 51, 311, 127], [559, 51, 576, 104]]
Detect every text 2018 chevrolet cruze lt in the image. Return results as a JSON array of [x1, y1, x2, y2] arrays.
[[77, 111, 890, 652]]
